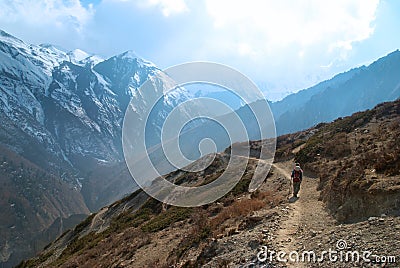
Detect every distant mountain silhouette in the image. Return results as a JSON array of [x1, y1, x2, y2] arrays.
[[271, 50, 400, 134]]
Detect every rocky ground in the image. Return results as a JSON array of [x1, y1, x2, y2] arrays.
[[264, 161, 400, 268], [212, 159, 400, 268]]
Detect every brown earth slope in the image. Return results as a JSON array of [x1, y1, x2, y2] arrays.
[[0, 144, 89, 267], [295, 100, 400, 223], [17, 153, 289, 267], [19, 99, 400, 267]]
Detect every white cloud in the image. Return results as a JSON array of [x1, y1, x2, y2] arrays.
[[139, 0, 189, 17], [204, 0, 379, 60], [0, 0, 94, 53], [191, 0, 380, 95], [0, 0, 387, 99], [0, 0, 93, 32]]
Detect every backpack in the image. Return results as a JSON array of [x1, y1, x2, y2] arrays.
[[293, 169, 302, 182]]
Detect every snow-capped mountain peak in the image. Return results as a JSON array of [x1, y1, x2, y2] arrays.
[[119, 50, 139, 59], [0, 29, 193, 205], [0, 29, 25, 46], [82, 54, 104, 67], [114, 50, 157, 68], [67, 48, 90, 63]]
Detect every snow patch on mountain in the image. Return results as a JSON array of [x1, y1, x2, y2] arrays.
[[82, 55, 104, 67], [117, 50, 157, 68], [67, 49, 90, 63]]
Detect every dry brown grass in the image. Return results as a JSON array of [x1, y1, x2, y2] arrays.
[[293, 100, 400, 222], [209, 198, 265, 234]]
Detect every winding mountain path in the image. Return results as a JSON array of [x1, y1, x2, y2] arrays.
[[271, 161, 337, 267]]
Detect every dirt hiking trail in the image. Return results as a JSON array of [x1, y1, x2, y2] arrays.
[[272, 161, 337, 268]]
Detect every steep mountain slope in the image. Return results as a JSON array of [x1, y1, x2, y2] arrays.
[[275, 99, 400, 223], [0, 29, 191, 267], [295, 100, 400, 223], [270, 67, 364, 120], [271, 50, 400, 135], [0, 143, 89, 267], [17, 149, 286, 267], [0, 29, 128, 186], [20, 100, 400, 267], [0, 29, 192, 206]]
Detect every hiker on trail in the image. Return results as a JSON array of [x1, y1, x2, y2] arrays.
[[291, 163, 303, 198]]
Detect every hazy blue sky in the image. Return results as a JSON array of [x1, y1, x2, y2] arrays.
[[1, 0, 399, 100]]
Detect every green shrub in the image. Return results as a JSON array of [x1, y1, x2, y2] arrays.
[[141, 207, 192, 233]]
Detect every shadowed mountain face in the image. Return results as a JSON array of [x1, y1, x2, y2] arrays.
[[271, 50, 400, 135], [0, 143, 89, 267]]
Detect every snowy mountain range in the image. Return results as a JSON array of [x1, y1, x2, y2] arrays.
[[0, 29, 194, 200], [0, 29, 192, 267]]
